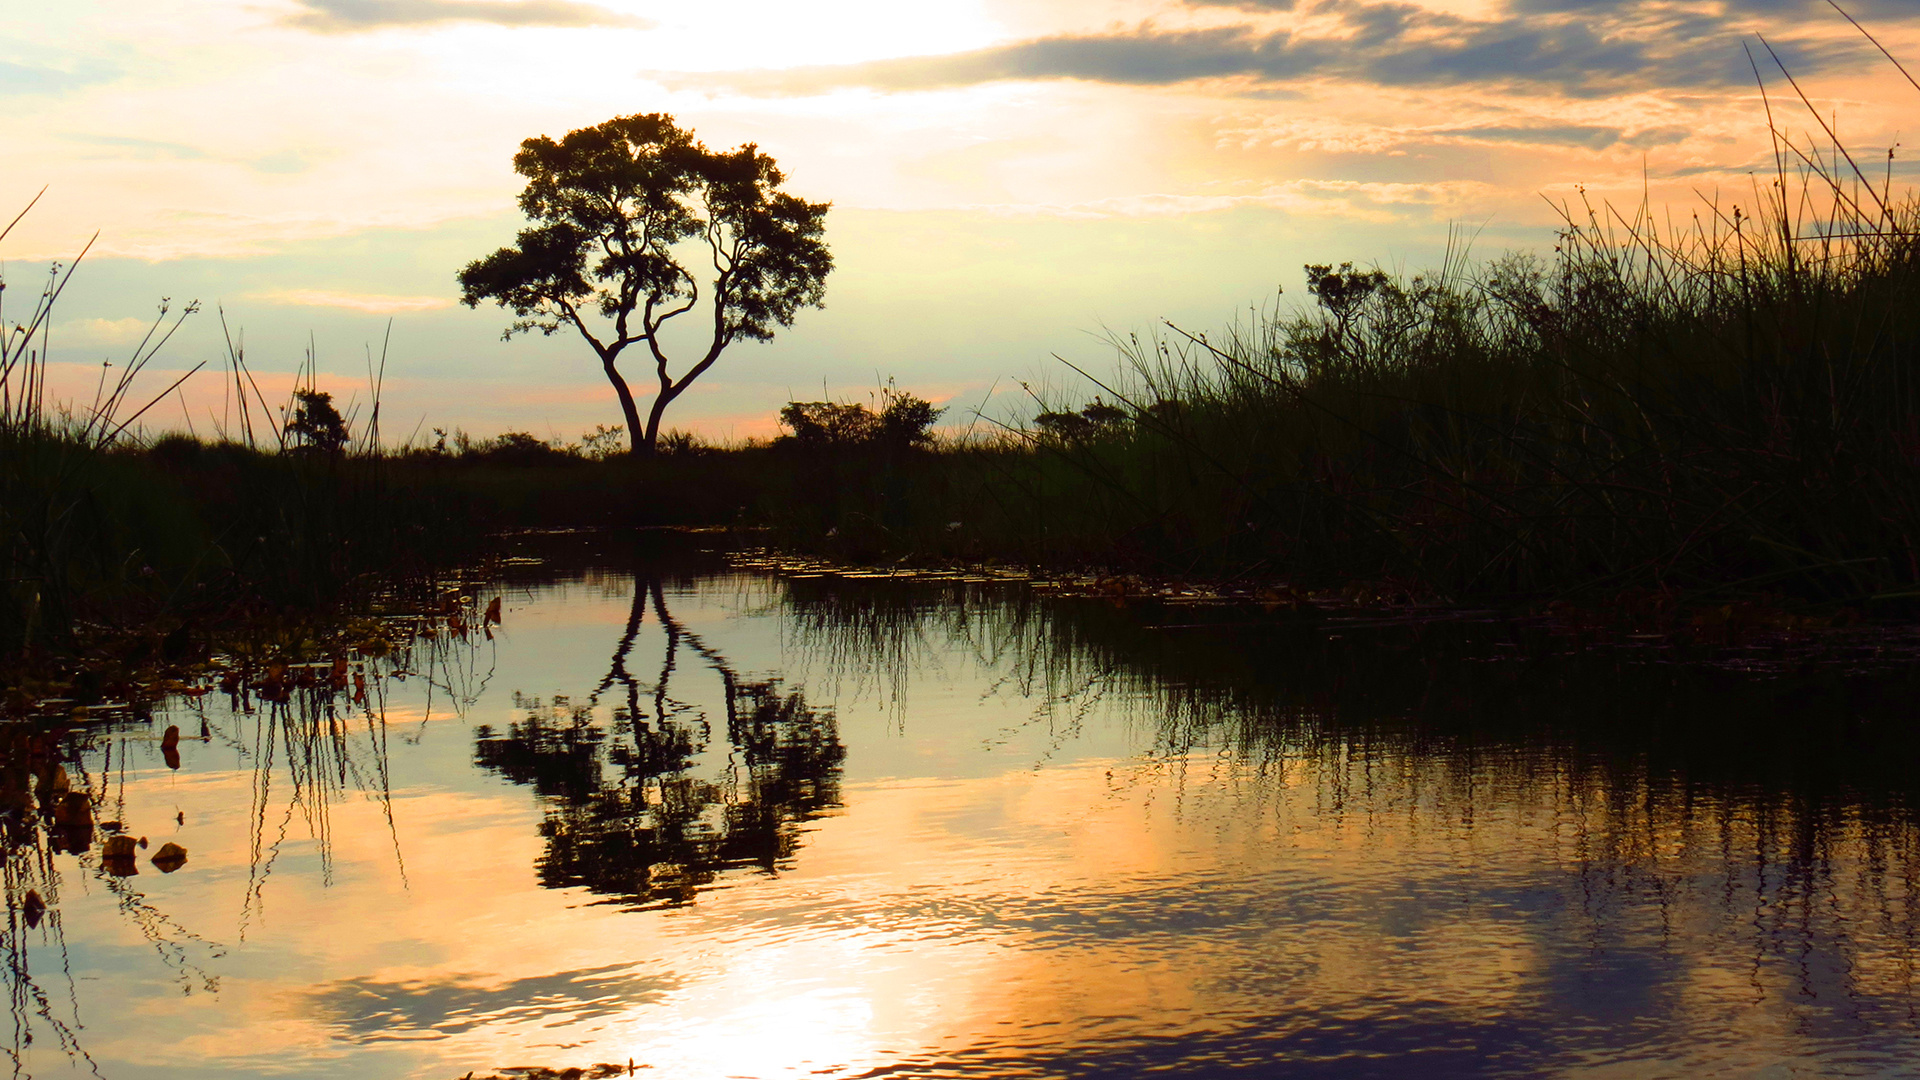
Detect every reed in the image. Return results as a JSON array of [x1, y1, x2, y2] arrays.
[[0, 204, 479, 678]]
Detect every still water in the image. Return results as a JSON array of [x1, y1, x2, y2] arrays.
[[11, 537, 1920, 1078]]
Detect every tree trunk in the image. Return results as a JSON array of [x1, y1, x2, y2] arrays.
[[642, 383, 679, 456], [603, 360, 645, 454]]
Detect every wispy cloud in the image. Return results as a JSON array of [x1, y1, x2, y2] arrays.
[[939, 178, 1497, 222], [0, 58, 120, 97], [1225, 115, 1701, 154], [1183, 0, 1299, 9], [248, 288, 453, 313], [661, 1, 1862, 99], [53, 317, 159, 348], [284, 0, 653, 32], [63, 134, 209, 160], [1417, 123, 1695, 151]]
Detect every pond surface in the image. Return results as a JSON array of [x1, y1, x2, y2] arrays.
[[10, 535, 1920, 1079]]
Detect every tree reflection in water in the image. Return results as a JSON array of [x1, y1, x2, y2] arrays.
[[476, 575, 844, 908]]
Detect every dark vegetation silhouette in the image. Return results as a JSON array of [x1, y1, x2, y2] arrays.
[[7, 13, 1920, 697], [457, 112, 832, 455], [284, 389, 349, 454], [779, 383, 943, 450], [427, 31, 1920, 615]]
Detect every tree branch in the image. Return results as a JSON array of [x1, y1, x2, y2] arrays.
[[556, 297, 611, 363]]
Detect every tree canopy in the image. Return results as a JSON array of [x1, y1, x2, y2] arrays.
[[458, 113, 832, 454], [778, 386, 944, 450]]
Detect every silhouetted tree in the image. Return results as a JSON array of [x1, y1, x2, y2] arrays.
[[284, 389, 349, 453], [1033, 397, 1128, 443], [457, 113, 833, 455], [778, 385, 944, 449]]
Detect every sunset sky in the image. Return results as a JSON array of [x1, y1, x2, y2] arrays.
[[5, 0, 1917, 442]]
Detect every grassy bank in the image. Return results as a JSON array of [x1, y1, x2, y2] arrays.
[[9, 64, 1919, 676], [935, 187, 1920, 607], [0, 428, 487, 677], [527, 73, 1920, 615], [757, 111, 1920, 611], [25, 145, 1913, 662], [9, 176, 1916, 678]]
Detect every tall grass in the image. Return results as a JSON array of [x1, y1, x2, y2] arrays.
[[0, 203, 479, 676], [900, 52, 1920, 607]]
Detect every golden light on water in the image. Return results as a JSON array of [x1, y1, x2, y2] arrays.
[[62, 569, 1920, 1080]]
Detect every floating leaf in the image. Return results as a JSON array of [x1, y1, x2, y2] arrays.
[[151, 842, 188, 873], [102, 834, 139, 875]]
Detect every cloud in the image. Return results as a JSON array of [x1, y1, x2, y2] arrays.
[[0, 59, 119, 97], [1184, 0, 1299, 9], [1424, 123, 1693, 150], [63, 134, 209, 161], [1504, 0, 1919, 16], [937, 178, 1497, 222], [247, 288, 454, 313], [660, 1, 1866, 99], [1230, 116, 1701, 154], [250, 150, 312, 174], [53, 317, 159, 348], [284, 0, 654, 32]]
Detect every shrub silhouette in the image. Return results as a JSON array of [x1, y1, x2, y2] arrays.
[[778, 386, 943, 450]]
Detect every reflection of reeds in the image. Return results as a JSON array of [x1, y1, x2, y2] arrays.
[[0, 718, 223, 1073], [0, 820, 94, 1076], [771, 567, 1920, 1005], [225, 592, 504, 931], [0, 606, 468, 1072]]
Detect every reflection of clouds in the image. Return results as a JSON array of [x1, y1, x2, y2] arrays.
[[307, 963, 678, 1040], [763, 757, 1920, 1076]]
